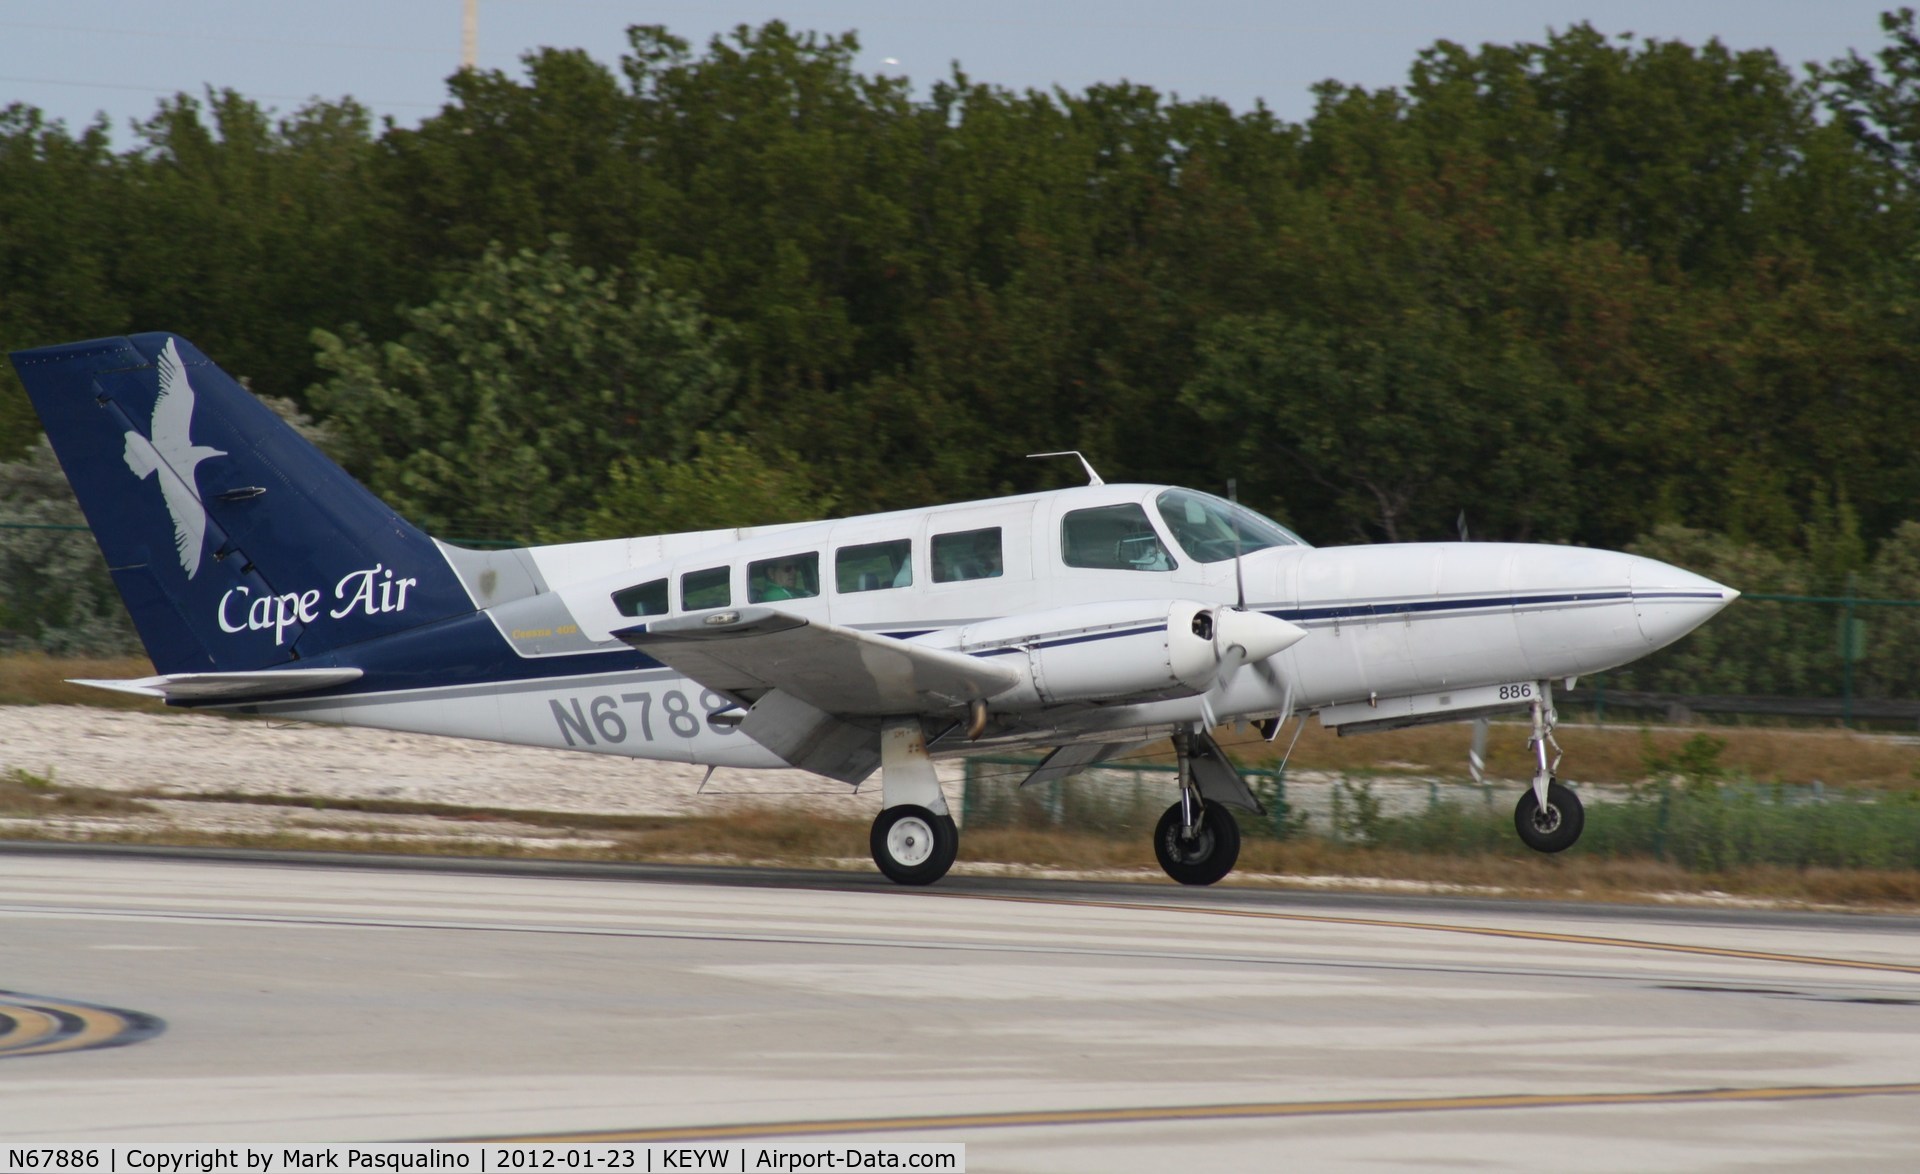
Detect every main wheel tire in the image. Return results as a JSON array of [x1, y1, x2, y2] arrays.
[[1514, 779, 1585, 853], [1153, 801, 1242, 886], [870, 805, 959, 885]]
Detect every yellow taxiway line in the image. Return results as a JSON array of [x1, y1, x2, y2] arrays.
[[482, 1082, 1920, 1143], [0, 991, 160, 1057]]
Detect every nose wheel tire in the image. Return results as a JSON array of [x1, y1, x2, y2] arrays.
[[1514, 779, 1585, 853], [1153, 801, 1242, 885], [870, 805, 959, 885]]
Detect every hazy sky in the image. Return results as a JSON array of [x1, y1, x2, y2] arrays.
[[0, 1, 1906, 141]]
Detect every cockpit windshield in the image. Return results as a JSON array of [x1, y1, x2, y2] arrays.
[[1154, 488, 1309, 563]]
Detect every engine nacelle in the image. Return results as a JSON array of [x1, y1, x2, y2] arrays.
[[921, 599, 1304, 708]]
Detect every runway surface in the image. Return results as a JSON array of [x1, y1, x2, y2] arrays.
[[3, 845, 1919, 1169]]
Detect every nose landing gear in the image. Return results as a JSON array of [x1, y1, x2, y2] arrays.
[[1153, 728, 1244, 885], [1153, 800, 1241, 885], [1513, 681, 1584, 853]]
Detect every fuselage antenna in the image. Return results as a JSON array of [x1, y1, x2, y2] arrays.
[[1027, 451, 1105, 486]]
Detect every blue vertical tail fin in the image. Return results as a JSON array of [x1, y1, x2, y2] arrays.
[[10, 333, 476, 674]]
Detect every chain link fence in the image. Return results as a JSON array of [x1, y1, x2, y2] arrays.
[[959, 755, 1301, 836], [1567, 587, 1920, 729]]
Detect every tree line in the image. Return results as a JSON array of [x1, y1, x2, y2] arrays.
[[8, 14, 1920, 675]]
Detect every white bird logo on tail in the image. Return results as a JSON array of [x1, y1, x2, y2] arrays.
[[122, 338, 226, 579]]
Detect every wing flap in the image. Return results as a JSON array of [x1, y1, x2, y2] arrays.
[[615, 607, 1019, 716]]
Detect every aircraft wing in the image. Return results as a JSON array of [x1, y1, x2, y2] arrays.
[[614, 608, 1020, 716]]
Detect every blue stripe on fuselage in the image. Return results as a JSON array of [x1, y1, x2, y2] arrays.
[[211, 587, 1722, 706]]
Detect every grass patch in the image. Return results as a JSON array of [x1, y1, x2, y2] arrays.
[[155, 789, 689, 834], [0, 654, 161, 710], [1214, 719, 1920, 790], [10, 800, 1920, 909], [0, 767, 155, 816]]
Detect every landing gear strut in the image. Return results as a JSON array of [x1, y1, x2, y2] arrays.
[[1513, 681, 1584, 853], [1153, 730, 1242, 885]]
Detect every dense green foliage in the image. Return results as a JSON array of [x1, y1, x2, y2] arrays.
[[11, 14, 1920, 672], [8, 16, 1920, 547], [309, 239, 736, 538]]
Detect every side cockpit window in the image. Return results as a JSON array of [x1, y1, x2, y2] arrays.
[[1061, 504, 1176, 571], [611, 578, 668, 617], [837, 539, 911, 593], [932, 527, 1003, 583]]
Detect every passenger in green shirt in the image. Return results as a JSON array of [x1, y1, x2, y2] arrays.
[[761, 559, 801, 600]]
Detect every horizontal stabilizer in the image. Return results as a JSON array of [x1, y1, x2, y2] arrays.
[[615, 607, 1019, 717], [69, 667, 364, 701]]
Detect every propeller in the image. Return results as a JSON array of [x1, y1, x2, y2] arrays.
[[1230, 477, 1246, 610], [1211, 479, 1299, 677], [1197, 599, 1304, 729], [1211, 607, 1303, 679], [1198, 477, 1302, 728]]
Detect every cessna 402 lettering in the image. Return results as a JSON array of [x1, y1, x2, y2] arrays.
[[11, 334, 1737, 885]]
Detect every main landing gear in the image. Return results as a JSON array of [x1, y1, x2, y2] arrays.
[[871, 804, 959, 885], [869, 717, 961, 886], [1153, 729, 1244, 885], [863, 719, 1261, 887], [1513, 681, 1584, 853]]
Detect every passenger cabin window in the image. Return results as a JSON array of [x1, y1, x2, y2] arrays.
[[611, 578, 668, 617], [932, 527, 1003, 583], [1154, 487, 1308, 562], [1061, 504, 1176, 571], [681, 567, 731, 611], [837, 539, 911, 593], [749, 552, 820, 602]]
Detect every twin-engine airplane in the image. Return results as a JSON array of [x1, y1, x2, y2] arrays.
[[11, 334, 1737, 885]]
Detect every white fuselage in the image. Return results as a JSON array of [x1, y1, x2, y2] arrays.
[[234, 483, 1733, 774]]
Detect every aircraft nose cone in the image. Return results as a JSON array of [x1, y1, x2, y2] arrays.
[[1628, 556, 1739, 650]]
